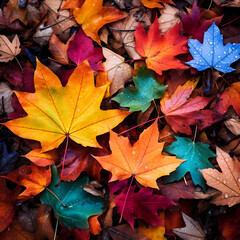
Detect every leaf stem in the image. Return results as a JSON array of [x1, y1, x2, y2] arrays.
[[119, 175, 135, 223], [56, 135, 69, 186], [221, 16, 240, 28], [54, 218, 59, 240], [46, 187, 66, 207], [193, 124, 198, 142], [118, 115, 165, 136], [14, 56, 23, 73], [40, 15, 73, 31]]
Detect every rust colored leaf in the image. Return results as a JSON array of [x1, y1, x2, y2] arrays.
[[4, 163, 51, 199]]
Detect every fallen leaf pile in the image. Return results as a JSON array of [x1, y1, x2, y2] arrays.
[[0, 0, 240, 239]]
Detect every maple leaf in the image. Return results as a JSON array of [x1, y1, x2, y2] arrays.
[[67, 28, 104, 70], [94, 121, 183, 189], [3, 60, 129, 152], [201, 147, 240, 207], [114, 184, 175, 228], [141, 0, 174, 8], [214, 82, 240, 116], [135, 17, 188, 75], [112, 66, 167, 112], [23, 148, 58, 167], [187, 22, 240, 73], [4, 163, 51, 199], [40, 165, 104, 230], [73, 0, 127, 44], [0, 35, 21, 62], [160, 78, 214, 134], [164, 136, 216, 190]]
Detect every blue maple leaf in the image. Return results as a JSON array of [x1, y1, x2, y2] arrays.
[[187, 22, 240, 73]]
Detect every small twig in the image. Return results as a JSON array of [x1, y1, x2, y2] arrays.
[[46, 187, 66, 207], [183, 176, 188, 186], [108, 26, 136, 32], [40, 15, 73, 31], [193, 124, 198, 142], [14, 56, 23, 73], [221, 16, 240, 28], [53, 218, 59, 240]]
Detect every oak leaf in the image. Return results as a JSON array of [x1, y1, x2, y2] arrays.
[[94, 121, 183, 189], [3, 60, 129, 152], [135, 17, 188, 75], [201, 147, 240, 207], [0, 35, 21, 62], [160, 78, 213, 134], [73, 0, 127, 44], [4, 163, 51, 199]]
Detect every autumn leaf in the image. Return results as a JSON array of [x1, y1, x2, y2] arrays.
[[112, 66, 167, 112], [164, 136, 216, 190], [67, 28, 104, 70], [0, 179, 20, 232], [4, 163, 51, 199], [94, 121, 183, 189], [201, 147, 240, 207], [73, 0, 127, 44], [214, 82, 240, 116], [23, 148, 58, 167], [0, 35, 21, 62], [40, 165, 104, 230], [160, 78, 214, 134], [172, 212, 205, 240], [114, 184, 175, 228], [3, 60, 129, 152], [141, 0, 174, 8], [135, 17, 188, 75], [187, 22, 240, 73]]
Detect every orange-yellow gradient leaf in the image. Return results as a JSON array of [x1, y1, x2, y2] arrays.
[[4, 163, 51, 199], [141, 0, 174, 9], [94, 121, 183, 189], [3, 60, 130, 152], [23, 148, 58, 167], [73, 0, 127, 44], [135, 17, 188, 75], [201, 147, 240, 207]]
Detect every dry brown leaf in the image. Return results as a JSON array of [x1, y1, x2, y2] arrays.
[[0, 82, 14, 114], [110, 7, 152, 59], [201, 147, 240, 207], [214, 0, 240, 7], [224, 118, 240, 136], [33, 24, 53, 47], [158, 4, 181, 35], [41, 0, 76, 42], [0, 35, 21, 62], [172, 212, 205, 240], [102, 47, 132, 95]]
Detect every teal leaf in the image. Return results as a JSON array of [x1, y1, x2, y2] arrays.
[[40, 165, 104, 230], [164, 137, 216, 190], [187, 22, 240, 73], [112, 66, 167, 112]]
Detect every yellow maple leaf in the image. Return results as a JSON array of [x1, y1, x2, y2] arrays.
[[3, 60, 129, 152]]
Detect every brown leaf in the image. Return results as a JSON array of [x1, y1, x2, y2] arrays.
[[102, 47, 132, 95], [224, 118, 240, 136], [172, 212, 205, 240], [201, 147, 240, 207], [0, 82, 14, 114], [0, 35, 21, 62]]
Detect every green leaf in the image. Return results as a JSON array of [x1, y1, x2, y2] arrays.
[[40, 165, 104, 230], [112, 66, 167, 112], [164, 137, 216, 190]]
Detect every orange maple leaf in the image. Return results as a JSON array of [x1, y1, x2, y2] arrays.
[[94, 121, 183, 189], [135, 17, 188, 75], [141, 0, 174, 8], [160, 78, 213, 134], [73, 0, 127, 44], [201, 147, 240, 207], [3, 60, 129, 152], [4, 163, 51, 199]]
